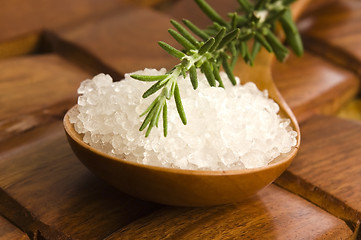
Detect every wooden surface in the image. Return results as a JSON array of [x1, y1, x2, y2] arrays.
[[107, 185, 351, 239], [299, 0, 361, 77], [276, 115, 361, 225], [0, 54, 90, 142], [0, 215, 29, 240], [0, 0, 361, 239]]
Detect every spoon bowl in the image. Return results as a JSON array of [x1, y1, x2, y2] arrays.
[[64, 107, 299, 207], [63, 49, 300, 207]]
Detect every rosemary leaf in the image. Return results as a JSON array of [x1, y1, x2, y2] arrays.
[[265, 30, 289, 61], [182, 19, 210, 41], [222, 57, 237, 85], [195, 0, 228, 26], [239, 41, 247, 58], [143, 81, 167, 98], [152, 101, 163, 128], [139, 103, 158, 131], [266, 8, 287, 23], [170, 19, 199, 47], [230, 50, 239, 69], [255, 0, 269, 10], [209, 27, 226, 52], [251, 40, 261, 61], [168, 29, 197, 51], [140, 96, 159, 117], [230, 12, 237, 29], [228, 13, 247, 26], [229, 42, 237, 58], [170, 80, 177, 98], [189, 65, 198, 89], [201, 61, 217, 87], [145, 122, 155, 137], [237, 0, 252, 12], [131, 74, 168, 82], [237, 29, 253, 41], [279, 8, 303, 56], [162, 103, 168, 137], [254, 32, 272, 52], [244, 47, 253, 66], [158, 41, 185, 59], [174, 83, 187, 125], [199, 37, 215, 55], [218, 28, 240, 49], [213, 63, 224, 88]]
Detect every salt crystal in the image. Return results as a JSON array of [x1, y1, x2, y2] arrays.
[[71, 69, 297, 171]]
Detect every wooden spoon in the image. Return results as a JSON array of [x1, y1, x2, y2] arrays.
[[64, 1, 308, 207]]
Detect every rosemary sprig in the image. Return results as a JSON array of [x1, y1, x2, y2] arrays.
[[131, 0, 303, 137]]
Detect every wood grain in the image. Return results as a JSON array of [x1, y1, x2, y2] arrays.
[[53, 7, 179, 76], [0, 0, 126, 43], [106, 185, 352, 239], [0, 215, 29, 240], [0, 54, 90, 142], [337, 99, 361, 121], [276, 115, 361, 225], [123, 0, 171, 7], [272, 51, 359, 122], [0, 121, 159, 239], [299, 0, 361, 77]]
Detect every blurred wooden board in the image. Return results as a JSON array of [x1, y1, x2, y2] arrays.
[[0, 121, 158, 239], [300, 0, 361, 76], [337, 99, 361, 121], [272, 51, 359, 122], [53, 7, 179, 76], [0, 0, 125, 43], [276, 115, 361, 224], [107, 185, 352, 239], [0, 54, 90, 142], [0, 215, 29, 240]]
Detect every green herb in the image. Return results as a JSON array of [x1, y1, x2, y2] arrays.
[[131, 0, 303, 137]]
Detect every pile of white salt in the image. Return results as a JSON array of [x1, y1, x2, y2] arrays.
[[68, 68, 297, 170]]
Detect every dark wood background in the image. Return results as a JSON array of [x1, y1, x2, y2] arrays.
[[0, 0, 360, 239]]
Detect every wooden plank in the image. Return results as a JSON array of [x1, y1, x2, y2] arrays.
[[272, 51, 359, 122], [0, 54, 90, 142], [0, 121, 159, 239], [337, 99, 361, 121], [0, 0, 126, 42], [0, 215, 29, 240], [53, 7, 179, 76], [0, 186, 70, 239], [124, 0, 171, 7], [299, 0, 361, 76], [276, 115, 361, 225], [106, 185, 352, 239]]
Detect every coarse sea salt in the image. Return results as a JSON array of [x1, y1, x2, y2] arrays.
[[69, 68, 297, 170]]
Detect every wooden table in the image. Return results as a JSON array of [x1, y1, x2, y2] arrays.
[[1, 0, 360, 239]]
